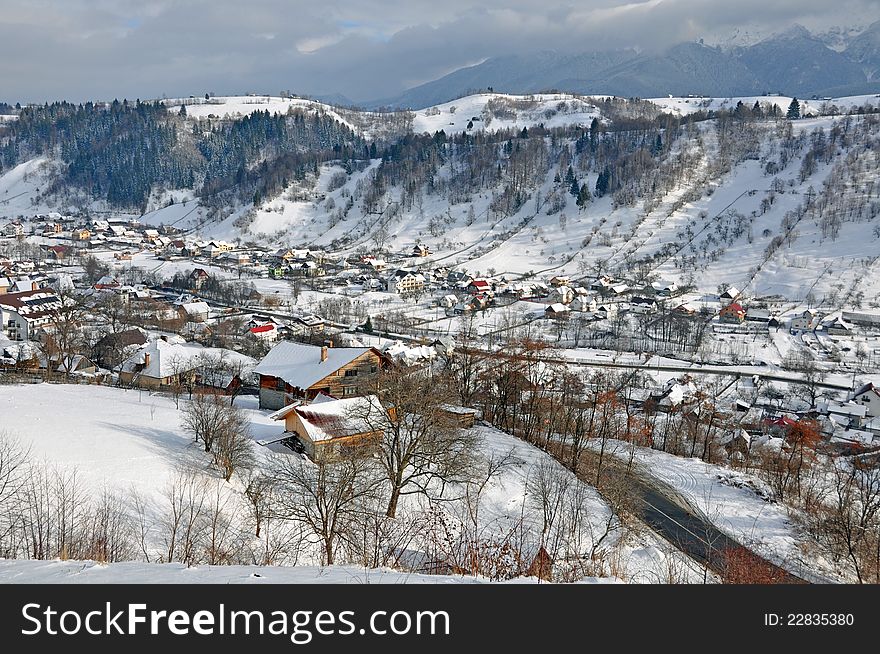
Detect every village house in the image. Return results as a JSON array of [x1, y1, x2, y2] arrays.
[[411, 243, 431, 257], [253, 341, 386, 410], [0, 288, 62, 341], [570, 295, 597, 313], [438, 294, 458, 309], [177, 300, 210, 323], [467, 279, 491, 295], [1, 221, 25, 237], [119, 338, 249, 393], [720, 286, 741, 302], [629, 296, 658, 314], [548, 285, 574, 305], [651, 280, 679, 297], [852, 382, 880, 418], [818, 399, 868, 429], [719, 302, 746, 324], [545, 303, 570, 319], [595, 303, 618, 320], [94, 328, 148, 369], [387, 269, 426, 295], [266, 394, 388, 462], [190, 268, 210, 290], [362, 256, 387, 272], [790, 309, 816, 332], [222, 251, 252, 267], [72, 227, 92, 241], [94, 275, 120, 290], [590, 275, 615, 292]]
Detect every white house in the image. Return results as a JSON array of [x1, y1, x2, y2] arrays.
[[790, 309, 816, 332], [852, 382, 880, 418], [387, 270, 426, 295], [571, 295, 597, 313], [548, 285, 575, 305], [0, 289, 63, 341]]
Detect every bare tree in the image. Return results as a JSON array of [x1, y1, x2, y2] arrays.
[[356, 368, 476, 518], [269, 453, 379, 565]]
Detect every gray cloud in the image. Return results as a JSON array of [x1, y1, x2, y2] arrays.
[[1, 0, 877, 103]]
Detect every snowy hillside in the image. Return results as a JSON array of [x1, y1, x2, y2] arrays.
[[4, 92, 880, 303]]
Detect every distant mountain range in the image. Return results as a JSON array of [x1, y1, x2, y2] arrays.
[[366, 22, 880, 109]]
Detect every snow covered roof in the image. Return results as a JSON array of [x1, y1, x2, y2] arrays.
[[253, 341, 373, 389], [120, 339, 253, 380], [383, 341, 436, 365], [179, 301, 210, 316], [819, 400, 867, 419], [294, 395, 384, 443]]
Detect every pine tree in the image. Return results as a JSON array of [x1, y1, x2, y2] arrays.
[[651, 134, 663, 155], [179, 104, 187, 117], [787, 97, 801, 120], [576, 183, 592, 210], [363, 315, 373, 333], [570, 178, 580, 197], [595, 167, 610, 198], [589, 117, 600, 147]]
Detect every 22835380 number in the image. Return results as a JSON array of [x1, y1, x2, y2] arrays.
[[787, 614, 853, 626]]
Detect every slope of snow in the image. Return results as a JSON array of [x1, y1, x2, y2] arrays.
[[0, 559, 551, 584], [0, 384, 277, 502], [411, 93, 602, 135]]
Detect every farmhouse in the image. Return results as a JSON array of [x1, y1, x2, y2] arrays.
[[267, 394, 388, 462], [719, 302, 746, 324], [177, 301, 210, 322], [253, 341, 385, 410], [545, 303, 570, 318], [118, 339, 250, 392], [412, 243, 431, 257], [548, 285, 574, 305], [720, 286, 741, 302], [789, 309, 815, 332]]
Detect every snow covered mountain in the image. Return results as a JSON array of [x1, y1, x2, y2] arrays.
[[371, 24, 880, 109]]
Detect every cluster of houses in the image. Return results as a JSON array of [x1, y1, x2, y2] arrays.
[[629, 374, 880, 460]]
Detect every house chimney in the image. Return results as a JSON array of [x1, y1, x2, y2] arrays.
[[320, 346, 328, 362], [143, 353, 151, 367]]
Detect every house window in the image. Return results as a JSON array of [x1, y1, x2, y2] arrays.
[[343, 387, 357, 396], [370, 365, 378, 373], [275, 378, 286, 390], [345, 370, 358, 377]]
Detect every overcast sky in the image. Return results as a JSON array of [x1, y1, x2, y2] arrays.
[[1, 0, 877, 104]]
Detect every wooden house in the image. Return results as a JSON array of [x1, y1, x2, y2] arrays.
[[267, 394, 389, 462], [253, 341, 386, 410]]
